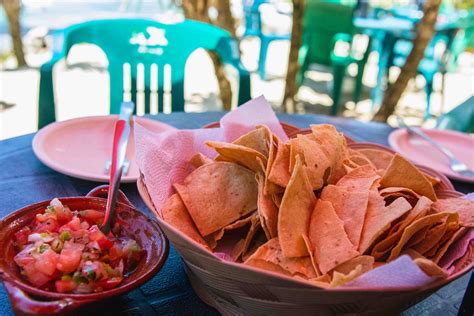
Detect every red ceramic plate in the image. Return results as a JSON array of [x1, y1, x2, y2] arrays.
[[389, 128, 474, 183], [32, 116, 174, 183]]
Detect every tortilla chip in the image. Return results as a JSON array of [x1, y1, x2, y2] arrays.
[[348, 149, 375, 168], [271, 193, 283, 208], [289, 134, 333, 190], [245, 258, 293, 276], [189, 153, 213, 168], [310, 124, 348, 183], [256, 173, 278, 239], [206, 141, 267, 173], [412, 215, 457, 255], [405, 225, 432, 249], [233, 125, 271, 157], [241, 229, 268, 262], [231, 239, 246, 262], [371, 196, 432, 260], [307, 200, 359, 274], [380, 154, 437, 201], [424, 173, 441, 187], [330, 255, 374, 276], [405, 249, 449, 278], [330, 265, 364, 288], [451, 242, 473, 273], [268, 142, 291, 188], [278, 155, 317, 257], [244, 238, 317, 279], [320, 185, 369, 248], [380, 187, 421, 206], [433, 227, 468, 263], [357, 149, 394, 170], [432, 198, 474, 227], [241, 214, 264, 257], [302, 234, 322, 277], [358, 194, 412, 254], [174, 162, 258, 236], [388, 212, 459, 261], [205, 213, 254, 249], [161, 194, 210, 250], [264, 134, 285, 195], [336, 164, 379, 192]]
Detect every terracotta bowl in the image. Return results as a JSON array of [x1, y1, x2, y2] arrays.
[[0, 185, 168, 315]]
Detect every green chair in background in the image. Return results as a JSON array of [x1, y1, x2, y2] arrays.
[[436, 97, 474, 133], [298, 0, 371, 115], [38, 18, 251, 128]]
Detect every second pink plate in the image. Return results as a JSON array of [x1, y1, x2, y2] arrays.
[[32, 116, 174, 183], [389, 128, 474, 183]]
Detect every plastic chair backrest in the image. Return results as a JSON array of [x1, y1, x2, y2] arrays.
[[436, 97, 474, 133], [242, 0, 268, 37], [52, 19, 240, 114], [303, 1, 355, 66]]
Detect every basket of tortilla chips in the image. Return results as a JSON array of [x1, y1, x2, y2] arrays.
[[134, 98, 473, 315]]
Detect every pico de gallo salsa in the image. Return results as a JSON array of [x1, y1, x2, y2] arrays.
[[13, 198, 143, 293]]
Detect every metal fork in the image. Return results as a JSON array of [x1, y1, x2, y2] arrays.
[[105, 159, 130, 176], [397, 117, 474, 178]]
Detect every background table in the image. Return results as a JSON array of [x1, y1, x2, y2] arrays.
[[0, 112, 471, 315]]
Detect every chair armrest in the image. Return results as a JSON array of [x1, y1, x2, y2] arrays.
[[38, 30, 68, 128]]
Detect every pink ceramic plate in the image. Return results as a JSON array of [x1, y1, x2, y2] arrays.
[[32, 116, 173, 182], [389, 128, 474, 183]]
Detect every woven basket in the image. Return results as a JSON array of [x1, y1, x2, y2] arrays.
[[136, 126, 472, 315]]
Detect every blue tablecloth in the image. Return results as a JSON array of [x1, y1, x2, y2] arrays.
[[0, 112, 471, 315]]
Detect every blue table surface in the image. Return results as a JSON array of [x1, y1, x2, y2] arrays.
[[0, 112, 472, 315]]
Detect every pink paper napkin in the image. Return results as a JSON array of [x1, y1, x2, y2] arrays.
[[343, 255, 435, 289], [134, 96, 287, 210]]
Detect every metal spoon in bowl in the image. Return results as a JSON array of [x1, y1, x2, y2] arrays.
[[397, 117, 474, 178], [101, 101, 135, 234]]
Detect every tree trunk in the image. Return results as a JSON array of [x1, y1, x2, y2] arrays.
[[373, 0, 442, 122], [182, 0, 233, 110], [212, 0, 237, 38], [282, 0, 305, 113], [2, 0, 27, 67]]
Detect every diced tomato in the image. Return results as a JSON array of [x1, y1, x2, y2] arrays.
[[96, 277, 123, 291], [88, 225, 106, 241], [54, 206, 73, 224], [88, 225, 113, 250], [34, 249, 59, 276], [56, 243, 84, 273], [97, 238, 113, 251], [23, 264, 52, 287], [35, 218, 59, 233], [14, 227, 31, 246], [62, 216, 81, 231], [80, 209, 105, 225], [108, 245, 123, 261], [55, 279, 77, 293]]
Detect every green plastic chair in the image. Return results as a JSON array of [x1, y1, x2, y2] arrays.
[[298, 0, 371, 115], [436, 97, 474, 133], [38, 18, 251, 128]]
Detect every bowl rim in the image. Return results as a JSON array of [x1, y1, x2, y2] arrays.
[[0, 195, 169, 301]]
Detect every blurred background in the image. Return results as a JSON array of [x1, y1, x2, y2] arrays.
[[1, 0, 473, 140]]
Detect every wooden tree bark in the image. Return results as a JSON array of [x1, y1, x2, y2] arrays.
[[2, 0, 27, 67], [182, 0, 233, 110], [282, 0, 305, 113], [373, 0, 442, 122], [211, 0, 237, 38]]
